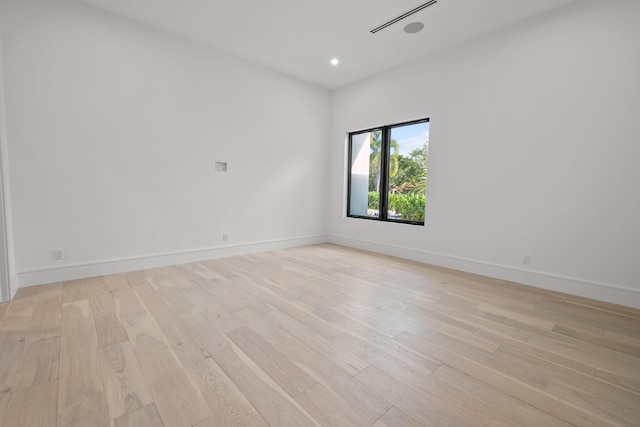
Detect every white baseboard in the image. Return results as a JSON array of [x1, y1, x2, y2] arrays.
[[15, 233, 640, 310], [10, 273, 18, 299], [17, 235, 327, 288], [328, 235, 640, 309]]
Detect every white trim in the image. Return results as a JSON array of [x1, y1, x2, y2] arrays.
[[327, 235, 640, 309], [0, 32, 14, 303], [18, 235, 326, 288], [9, 273, 17, 299], [15, 233, 640, 310]]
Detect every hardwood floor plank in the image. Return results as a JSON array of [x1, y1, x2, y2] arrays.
[[156, 286, 198, 317], [134, 284, 207, 367], [0, 292, 36, 394], [230, 277, 343, 338], [431, 333, 551, 390], [553, 323, 640, 357], [333, 302, 407, 337], [137, 348, 209, 427], [111, 288, 167, 357], [193, 417, 218, 427], [395, 331, 623, 427], [432, 364, 572, 427], [86, 277, 129, 349], [232, 307, 394, 424], [267, 310, 369, 376], [12, 285, 63, 391], [209, 276, 275, 314], [198, 259, 242, 281], [332, 331, 434, 381], [539, 298, 640, 330], [113, 403, 164, 427], [12, 337, 60, 391], [247, 266, 342, 308], [0, 303, 7, 320], [28, 284, 63, 340], [534, 300, 640, 339], [182, 285, 244, 333], [565, 297, 640, 320], [431, 326, 500, 354], [123, 270, 150, 288], [0, 390, 9, 425], [226, 327, 317, 396], [478, 302, 557, 331], [98, 340, 153, 420], [379, 299, 483, 338], [278, 337, 392, 424], [58, 300, 109, 427], [354, 365, 474, 426], [501, 339, 640, 400], [474, 328, 595, 376], [104, 274, 132, 293], [2, 379, 57, 427], [184, 356, 268, 427], [62, 279, 88, 304], [233, 308, 292, 344], [175, 262, 214, 282], [312, 304, 441, 372], [373, 406, 424, 427], [58, 392, 110, 427], [448, 308, 531, 340], [545, 377, 639, 426], [180, 312, 320, 427], [295, 383, 370, 427], [528, 331, 640, 375], [594, 367, 640, 395], [345, 334, 521, 426], [149, 267, 195, 291]]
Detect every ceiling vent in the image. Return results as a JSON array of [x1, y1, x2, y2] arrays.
[[370, 0, 438, 34]]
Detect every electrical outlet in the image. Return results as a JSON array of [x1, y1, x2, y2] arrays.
[[54, 248, 64, 260], [523, 254, 531, 265], [222, 234, 228, 242]]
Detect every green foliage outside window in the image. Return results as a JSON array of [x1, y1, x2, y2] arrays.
[[389, 193, 426, 222], [367, 192, 426, 222], [368, 192, 380, 210], [366, 142, 428, 222]]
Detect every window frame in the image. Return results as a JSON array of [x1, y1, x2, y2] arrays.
[[346, 117, 429, 226]]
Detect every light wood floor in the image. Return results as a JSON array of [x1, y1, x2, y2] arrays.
[[0, 244, 639, 427]]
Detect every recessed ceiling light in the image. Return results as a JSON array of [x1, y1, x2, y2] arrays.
[[404, 22, 425, 34], [330, 58, 339, 66]]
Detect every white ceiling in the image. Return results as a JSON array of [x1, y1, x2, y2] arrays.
[[78, 0, 579, 89]]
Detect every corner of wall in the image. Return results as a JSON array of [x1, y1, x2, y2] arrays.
[[0, 29, 17, 303]]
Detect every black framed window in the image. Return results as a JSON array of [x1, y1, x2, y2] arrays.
[[347, 118, 429, 225]]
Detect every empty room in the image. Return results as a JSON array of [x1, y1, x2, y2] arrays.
[[0, 0, 639, 426]]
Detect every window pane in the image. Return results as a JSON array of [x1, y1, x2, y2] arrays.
[[388, 122, 429, 222], [349, 130, 381, 217]]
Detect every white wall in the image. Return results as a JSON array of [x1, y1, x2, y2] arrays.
[[0, 0, 330, 285], [329, 0, 640, 308]]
